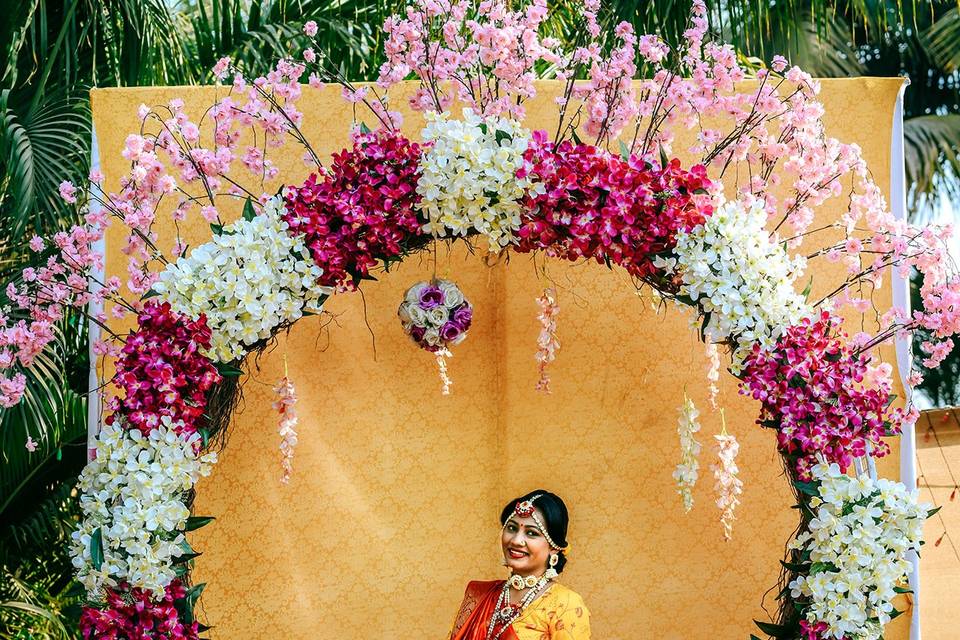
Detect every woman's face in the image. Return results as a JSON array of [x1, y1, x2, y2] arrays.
[[501, 509, 552, 577]]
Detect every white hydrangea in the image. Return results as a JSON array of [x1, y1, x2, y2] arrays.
[[153, 196, 332, 362], [417, 109, 543, 250], [654, 197, 812, 373], [70, 418, 218, 598], [787, 460, 930, 640]]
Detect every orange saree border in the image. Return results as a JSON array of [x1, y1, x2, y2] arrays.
[[450, 581, 519, 640]]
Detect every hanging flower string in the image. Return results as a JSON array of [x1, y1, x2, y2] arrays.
[[705, 342, 720, 410], [272, 356, 299, 484], [672, 393, 702, 512], [713, 410, 743, 541], [534, 288, 560, 392], [436, 348, 453, 395]]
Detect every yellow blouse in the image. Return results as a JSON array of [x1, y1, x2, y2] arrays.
[[511, 583, 591, 640], [449, 581, 591, 640]]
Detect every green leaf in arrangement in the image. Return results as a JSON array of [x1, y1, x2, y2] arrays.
[[659, 145, 669, 169], [359, 121, 371, 134], [185, 583, 205, 608], [793, 480, 819, 496], [184, 516, 216, 532], [753, 620, 794, 638], [801, 276, 814, 300], [928, 506, 942, 518], [90, 527, 104, 570], [893, 585, 913, 594], [210, 223, 224, 235], [494, 129, 512, 146], [174, 549, 203, 566], [242, 198, 257, 222], [618, 139, 631, 161], [180, 583, 206, 624], [215, 362, 243, 377], [779, 559, 810, 573], [141, 289, 162, 300], [570, 128, 582, 145]]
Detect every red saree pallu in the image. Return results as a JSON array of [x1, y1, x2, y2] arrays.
[[450, 581, 519, 640]]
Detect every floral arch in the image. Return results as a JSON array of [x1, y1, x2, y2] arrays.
[[2, 1, 955, 638]]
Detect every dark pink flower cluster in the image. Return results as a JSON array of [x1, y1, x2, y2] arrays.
[[799, 619, 841, 640], [740, 311, 906, 480], [283, 129, 425, 289], [106, 300, 221, 434], [79, 580, 199, 640], [515, 131, 713, 279]]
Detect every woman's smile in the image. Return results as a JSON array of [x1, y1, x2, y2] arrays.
[[507, 548, 528, 559]]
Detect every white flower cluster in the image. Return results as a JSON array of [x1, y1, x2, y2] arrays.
[[153, 196, 332, 362], [672, 395, 701, 512], [655, 198, 811, 373], [70, 419, 217, 598], [417, 109, 543, 250], [788, 460, 930, 640]]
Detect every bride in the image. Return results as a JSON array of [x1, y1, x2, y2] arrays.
[[447, 490, 591, 639]]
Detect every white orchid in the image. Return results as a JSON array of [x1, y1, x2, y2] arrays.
[[153, 195, 332, 362], [70, 419, 217, 599], [787, 460, 930, 639], [655, 197, 812, 373], [417, 109, 543, 250]]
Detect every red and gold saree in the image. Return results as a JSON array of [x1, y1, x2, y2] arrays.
[[448, 581, 591, 640]]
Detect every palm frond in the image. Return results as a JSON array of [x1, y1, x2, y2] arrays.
[[0, 0, 39, 86], [904, 114, 960, 219], [0, 290, 88, 521], [0, 598, 73, 640], [185, 0, 402, 80], [923, 7, 960, 73], [0, 90, 89, 243]]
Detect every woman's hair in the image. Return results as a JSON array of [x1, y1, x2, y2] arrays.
[[500, 489, 570, 574]]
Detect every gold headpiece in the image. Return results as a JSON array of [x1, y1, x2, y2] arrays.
[[508, 494, 567, 552]]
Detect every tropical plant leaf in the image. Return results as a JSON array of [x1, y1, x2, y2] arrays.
[[904, 114, 960, 218], [924, 8, 960, 73]]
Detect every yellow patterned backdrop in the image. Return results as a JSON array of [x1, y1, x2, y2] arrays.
[[91, 79, 909, 639]]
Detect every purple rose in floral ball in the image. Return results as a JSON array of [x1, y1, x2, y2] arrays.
[[452, 303, 473, 328], [440, 321, 463, 342], [399, 279, 472, 355], [419, 285, 445, 309]]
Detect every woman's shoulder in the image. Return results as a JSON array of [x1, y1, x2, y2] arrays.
[[463, 580, 503, 597], [545, 582, 588, 610]]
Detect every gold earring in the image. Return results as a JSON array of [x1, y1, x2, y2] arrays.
[[544, 553, 559, 580]]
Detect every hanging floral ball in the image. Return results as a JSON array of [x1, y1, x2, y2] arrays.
[[398, 279, 473, 352]]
